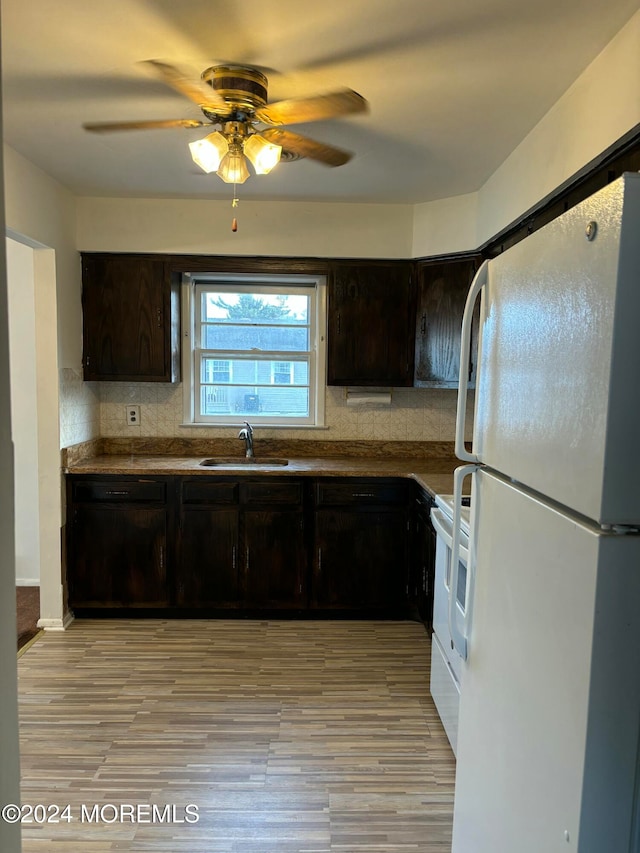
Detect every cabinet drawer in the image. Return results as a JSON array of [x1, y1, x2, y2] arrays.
[[72, 479, 166, 503], [181, 481, 239, 504], [242, 481, 303, 505], [315, 480, 408, 507]]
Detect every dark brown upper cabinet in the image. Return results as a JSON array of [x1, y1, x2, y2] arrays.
[[413, 256, 481, 388], [81, 254, 180, 382], [327, 260, 415, 386]]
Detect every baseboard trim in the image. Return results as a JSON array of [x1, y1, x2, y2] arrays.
[[37, 611, 74, 631]]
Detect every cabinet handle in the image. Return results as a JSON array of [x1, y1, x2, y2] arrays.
[[420, 314, 427, 335], [159, 545, 164, 571], [232, 545, 236, 570], [353, 492, 375, 498], [337, 313, 341, 334], [106, 490, 129, 496], [318, 547, 322, 572], [246, 547, 250, 571], [157, 308, 162, 327]]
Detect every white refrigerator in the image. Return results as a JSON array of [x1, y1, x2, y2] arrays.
[[448, 173, 640, 853]]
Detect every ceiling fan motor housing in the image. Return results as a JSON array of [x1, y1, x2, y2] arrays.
[[201, 65, 268, 115]]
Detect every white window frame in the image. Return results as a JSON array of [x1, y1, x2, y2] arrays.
[[181, 273, 327, 428]]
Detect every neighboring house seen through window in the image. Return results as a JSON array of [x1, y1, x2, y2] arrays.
[[182, 274, 327, 427]]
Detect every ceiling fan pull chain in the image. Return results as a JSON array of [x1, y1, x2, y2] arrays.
[[231, 189, 239, 232]]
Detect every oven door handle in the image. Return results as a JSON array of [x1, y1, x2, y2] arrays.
[[449, 464, 479, 661], [430, 508, 469, 563]]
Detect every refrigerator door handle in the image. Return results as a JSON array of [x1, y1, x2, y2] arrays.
[[449, 463, 479, 660], [455, 259, 489, 462]]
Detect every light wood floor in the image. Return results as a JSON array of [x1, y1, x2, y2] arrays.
[[17, 620, 455, 852]]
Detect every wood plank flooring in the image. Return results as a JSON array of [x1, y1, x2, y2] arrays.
[[17, 620, 455, 852]]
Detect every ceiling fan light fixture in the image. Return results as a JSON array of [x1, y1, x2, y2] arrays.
[[217, 146, 250, 184], [244, 134, 282, 175], [189, 131, 228, 173]]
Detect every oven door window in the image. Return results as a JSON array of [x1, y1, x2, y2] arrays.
[[445, 544, 468, 614]]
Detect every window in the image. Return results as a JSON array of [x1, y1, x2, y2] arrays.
[[271, 361, 293, 385], [182, 274, 327, 427]]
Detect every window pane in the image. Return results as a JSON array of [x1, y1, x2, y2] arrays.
[[201, 358, 308, 386], [202, 292, 309, 325], [203, 324, 309, 351], [200, 384, 309, 417]]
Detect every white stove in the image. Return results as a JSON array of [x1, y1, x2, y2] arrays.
[[434, 493, 471, 534], [430, 492, 472, 756]]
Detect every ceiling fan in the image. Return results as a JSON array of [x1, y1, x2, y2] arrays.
[[83, 61, 368, 184]]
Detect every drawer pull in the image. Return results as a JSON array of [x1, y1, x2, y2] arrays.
[[353, 492, 376, 498], [106, 490, 130, 495]]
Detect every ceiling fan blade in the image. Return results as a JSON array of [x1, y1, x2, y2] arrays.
[[262, 128, 352, 167], [255, 89, 367, 127], [83, 118, 208, 133], [142, 59, 226, 109]]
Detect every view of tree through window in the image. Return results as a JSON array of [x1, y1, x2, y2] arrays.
[[192, 284, 320, 423]]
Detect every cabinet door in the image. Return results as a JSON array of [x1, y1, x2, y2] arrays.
[[69, 505, 168, 607], [243, 509, 306, 609], [328, 261, 415, 386], [313, 509, 407, 610], [82, 254, 179, 382], [178, 508, 240, 607], [414, 257, 480, 387]]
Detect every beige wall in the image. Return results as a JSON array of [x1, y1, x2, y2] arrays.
[[412, 192, 478, 258], [0, 67, 22, 853], [6, 237, 39, 583], [76, 197, 414, 258], [476, 8, 640, 245], [410, 8, 640, 254], [3, 146, 95, 626], [3, 146, 81, 368]]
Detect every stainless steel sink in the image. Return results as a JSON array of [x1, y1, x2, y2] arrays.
[[199, 457, 289, 467]]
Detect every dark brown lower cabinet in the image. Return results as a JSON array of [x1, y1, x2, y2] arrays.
[[311, 478, 410, 612], [313, 509, 408, 610], [66, 474, 422, 616], [176, 477, 306, 610], [177, 507, 240, 607], [69, 504, 168, 608], [244, 509, 305, 608]]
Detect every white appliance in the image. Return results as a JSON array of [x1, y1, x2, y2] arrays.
[[429, 495, 470, 755], [448, 173, 640, 853]]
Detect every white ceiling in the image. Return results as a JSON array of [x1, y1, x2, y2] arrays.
[[2, 0, 638, 204]]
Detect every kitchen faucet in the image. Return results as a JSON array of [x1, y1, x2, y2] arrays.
[[238, 422, 254, 458]]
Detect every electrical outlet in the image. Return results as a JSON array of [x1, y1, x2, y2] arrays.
[[126, 405, 140, 426]]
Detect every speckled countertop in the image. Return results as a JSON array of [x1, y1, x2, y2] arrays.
[[63, 438, 463, 498], [65, 455, 458, 497]]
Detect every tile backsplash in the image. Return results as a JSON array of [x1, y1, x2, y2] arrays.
[[95, 382, 474, 443], [59, 368, 100, 448]]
